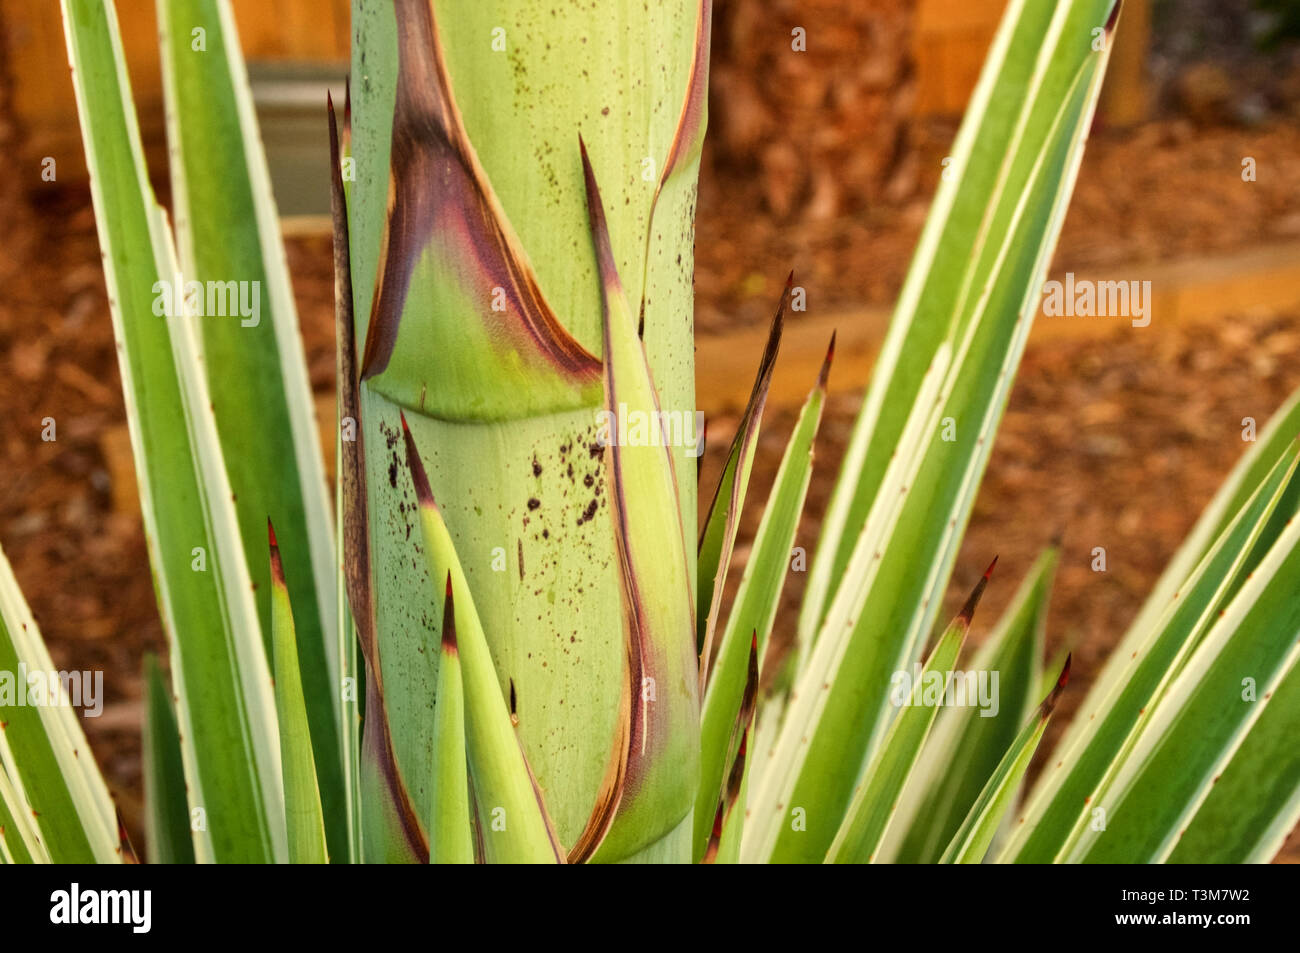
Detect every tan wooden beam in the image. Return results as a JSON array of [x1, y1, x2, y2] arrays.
[[696, 240, 1300, 414]]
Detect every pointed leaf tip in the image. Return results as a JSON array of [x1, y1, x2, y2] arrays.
[[818, 331, 836, 389], [957, 558, 997, 625], [399, 415, 436, 508], [1041, 653, 1072, 718], [702, 801, 725, 864], [267, 518, 285, 586], [116, 807, 139, 864], [1057, 652, 1073, 689], [698, 279, 788, 686], [1105, 0, 1122, 36], [579, 140, 620, 292], [440, 572, 458, 655], [326, 92, 342, 188]]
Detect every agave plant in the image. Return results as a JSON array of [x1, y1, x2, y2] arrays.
[[2, 0, 1297, 865]]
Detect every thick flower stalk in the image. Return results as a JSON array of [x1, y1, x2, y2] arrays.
[[344, 0, 711, 861]]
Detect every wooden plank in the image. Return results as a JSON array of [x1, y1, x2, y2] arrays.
[[916, 0, 1007, 34], [913, 27, 1001, 118], [1098, 0, 1151, 127], [913, 0, 1007, 117], [99, 421, 140, 519], [697, 241, 1300, 415]]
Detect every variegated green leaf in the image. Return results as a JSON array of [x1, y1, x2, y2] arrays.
[[885, 547, 1056, 862], [1064, 507, 1300, 862], [63, 0, 284, 863], [694, 336, 832, 860], [702, 633, 759, 865], [1068, 389, 1300, 745], [743, 338, 954, 862], [799, 0, 1120, 651], [0, 763, 39, 864], [826, 566, 994, 863], [748, 0, 1119, 865], [1036, 392, 1300, 863], [269, 523, 329, 864], [156, 0, 343, 858], [1168, 656, 1300, 863], [141, 653, 195, 865], [697, 282, 784, 674], [940, 656, 1070, 863], [1003, 439, 1300, 861], [0, 543, 117, 863]]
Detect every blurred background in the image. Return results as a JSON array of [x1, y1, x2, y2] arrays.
[[1, 0, 1298, 854]]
